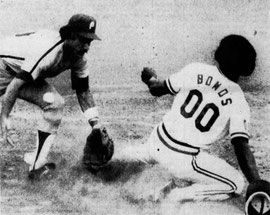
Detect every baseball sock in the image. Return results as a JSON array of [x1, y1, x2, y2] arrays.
[[31, 130, 56, 170]]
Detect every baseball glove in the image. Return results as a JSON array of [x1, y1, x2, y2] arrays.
[[82, 126, 114, 171], [245, 179, 270, 215], [141, 67, 157, 86]]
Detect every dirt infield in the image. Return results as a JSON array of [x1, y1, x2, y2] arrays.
[[1, 0, 270, 214], [1, 86, 269, 215]]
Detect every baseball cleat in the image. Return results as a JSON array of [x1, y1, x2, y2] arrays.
[[245, 191, 270, 215], [28, 163, 56, 180]]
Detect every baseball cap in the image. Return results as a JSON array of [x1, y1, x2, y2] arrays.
[[65, 14, 101, 40]]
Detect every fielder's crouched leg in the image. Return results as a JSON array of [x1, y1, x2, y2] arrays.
[[23, 90, 65, 180]]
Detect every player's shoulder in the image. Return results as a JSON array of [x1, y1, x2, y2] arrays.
[[27, 29, 62, 54], [225, 77, 245, 97], [180, 62, 215, 73], [174, 62, 216, 80], [7, 29, 58, 40], [230, 83, 250, 109], [9, 29, 60, 49], [30, 29, 60, 43]]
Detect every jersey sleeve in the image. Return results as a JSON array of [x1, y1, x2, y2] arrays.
[[229, 90, 250, 140], [165, 71, 185, 95]]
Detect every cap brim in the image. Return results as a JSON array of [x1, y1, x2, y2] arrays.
[[78, 32, 101, 41]]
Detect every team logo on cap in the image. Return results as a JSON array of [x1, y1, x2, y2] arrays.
[[89, 21, 95, 30]]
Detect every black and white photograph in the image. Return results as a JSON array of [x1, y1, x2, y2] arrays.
[[0, 0, 269, 214]]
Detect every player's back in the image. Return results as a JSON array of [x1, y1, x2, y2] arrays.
[[163, 63, 250, 148], [0, 30, 61, 72], [0, 30, 59, 57]]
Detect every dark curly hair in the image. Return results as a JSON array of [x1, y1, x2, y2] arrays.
[[214, 35, 257, 81], [59, 26, 78, 40], [59, 26, 73, 40]]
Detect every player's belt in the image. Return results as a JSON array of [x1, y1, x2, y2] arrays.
[[157, 123, 200, 155]]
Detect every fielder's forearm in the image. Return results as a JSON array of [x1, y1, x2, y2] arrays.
[[76, 89, 96, 112], [148, 79, 170, 97], [232, 137, 260, 183], [76, 89, 99, 127]]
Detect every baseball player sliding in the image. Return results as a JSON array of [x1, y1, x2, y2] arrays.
[[139, 35, 270, 214], [0, 14, 103, 179]]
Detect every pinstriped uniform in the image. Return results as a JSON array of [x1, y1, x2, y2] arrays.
[[145, 62, 249, 196]]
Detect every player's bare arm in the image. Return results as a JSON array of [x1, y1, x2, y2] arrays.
[[71, 70, 99, 128], [73, 75, 115, 172], [76, 85, 115, 172], [232, 137, 260, 182], [148, 79, 170, 97], [76, 89, 95, 111], [0, 77, 26, 145], [76, 88, 99, 127], [141, 67, 170, 97]]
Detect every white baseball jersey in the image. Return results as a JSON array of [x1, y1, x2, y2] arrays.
[[0, 30, 89, 81], [158, 63, 250, 154]]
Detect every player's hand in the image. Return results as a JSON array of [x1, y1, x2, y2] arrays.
[[0, 115, 14, 146], [141, 67, 157, 86]]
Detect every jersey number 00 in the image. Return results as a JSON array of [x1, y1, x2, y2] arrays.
[[180, 89, 220, 132]]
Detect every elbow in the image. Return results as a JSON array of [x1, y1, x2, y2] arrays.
[[149, 87, 164, 97], [149, 80, 169, 97]]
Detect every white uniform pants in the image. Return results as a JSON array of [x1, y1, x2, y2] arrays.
[[139, 124, 245, 197]]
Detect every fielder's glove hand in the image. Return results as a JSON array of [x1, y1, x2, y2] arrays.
[[245, 179, 270, 215], [141, 67, 157, 86], [82, 126, 114, 171]]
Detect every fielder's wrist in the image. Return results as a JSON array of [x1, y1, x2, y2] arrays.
[[83, 107, 100, 127], [89, 119, 101, 128]]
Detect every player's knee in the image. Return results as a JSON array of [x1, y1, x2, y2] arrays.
[[54, 94, 65, 110], [224, 168, 245, 195], [43, 93, 65, 111], [235, 173, 245, 194], [42, 94, 65, 126], [228, 170, 245, 195]]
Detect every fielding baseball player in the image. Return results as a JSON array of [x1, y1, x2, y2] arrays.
[[139, 35, 270, 211], [0, 14, 103, 179]]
